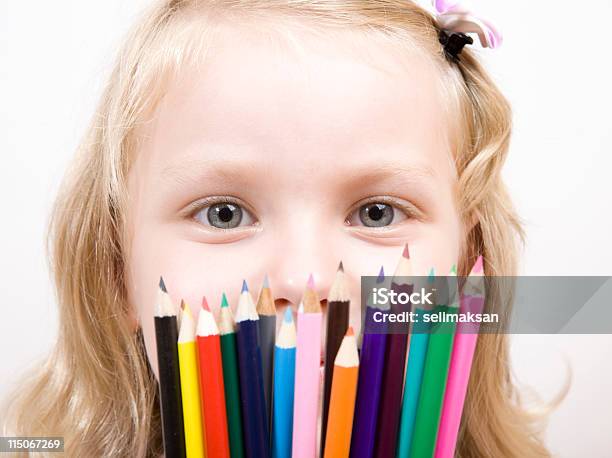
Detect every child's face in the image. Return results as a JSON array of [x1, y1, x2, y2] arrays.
[[126, 26, 462, 376]]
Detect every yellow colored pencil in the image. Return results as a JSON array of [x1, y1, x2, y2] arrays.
[[178, 300, 207, 458]]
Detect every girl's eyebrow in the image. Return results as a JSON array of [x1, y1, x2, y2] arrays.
[[159, 158, 258, 187], [342, 163, 440, 189], [158, 157, 441, 193]]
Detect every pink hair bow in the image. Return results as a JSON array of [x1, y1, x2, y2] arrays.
[[432, 0, 503, 49]]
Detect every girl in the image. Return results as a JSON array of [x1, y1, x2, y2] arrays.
[[3, 0, 547, 456]]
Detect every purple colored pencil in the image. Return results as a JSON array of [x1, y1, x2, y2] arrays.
[[375, 244, 413, 457], [350, 267, 389, 458]]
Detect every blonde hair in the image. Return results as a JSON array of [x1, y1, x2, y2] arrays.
[[3, 1, 549, 456]]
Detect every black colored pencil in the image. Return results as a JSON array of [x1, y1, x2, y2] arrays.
[[320, 261, 350, 453], [256, 274, 276, 433], [154, 277, 186, 458]]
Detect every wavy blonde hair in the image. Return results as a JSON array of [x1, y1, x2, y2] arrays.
[[3, 0, 549, 456]]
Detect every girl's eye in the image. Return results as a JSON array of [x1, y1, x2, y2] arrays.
[[193, 202, 255, 229], [348, 202, 409, 228]]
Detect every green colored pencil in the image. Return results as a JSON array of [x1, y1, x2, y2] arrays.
[[410, 267, 459, 458], [219, 293, 245, 458]]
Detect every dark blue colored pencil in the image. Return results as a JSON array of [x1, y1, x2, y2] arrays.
[[235, 280, 270, 458]]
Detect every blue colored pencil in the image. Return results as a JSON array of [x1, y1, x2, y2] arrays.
[[350, 267, 389, 458], [235, 280, 270, 458], [396, 269, 436, 458], [272, 308, 297, 458]]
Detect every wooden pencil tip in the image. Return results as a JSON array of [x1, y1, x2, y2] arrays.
[[472, 255, 484, 274], [346, 326, 354, 336], [262, 274, 270, 289], [402, 243, 410, 259], [241, 279, 249, 293], [201, 296, 210, 312], [377, 266, 385, 283], [221, 293, 229, 308], [159, 276, 167, 293], [180, 299, 186, 311], [307, 273, 315, 290], [450, 264, 457, 275], [338, 261, 344, 272]]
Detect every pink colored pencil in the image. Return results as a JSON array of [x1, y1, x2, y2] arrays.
[[291, 275, 322, 458], [434, 256, 485, 458]]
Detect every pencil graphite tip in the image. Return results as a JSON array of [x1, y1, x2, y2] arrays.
[[283, 307, 293, 323], [262, 274, 270, 289], [307, 273, 315, 290], [450, 264, 457, 275], [241, 279, 249, 293], [338, 261, 344, 272], [180, 299, 186, 311], [221, 293, 229, 308], [472, 255, 484, 274], [377, 266, 385, 283], [201, 296, 210, 312], [346, 326, 354, 336], [402, 243, 410, 259], [158, 276, 167, 293]]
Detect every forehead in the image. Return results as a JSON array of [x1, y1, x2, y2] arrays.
[[137, 21, 454, 180]]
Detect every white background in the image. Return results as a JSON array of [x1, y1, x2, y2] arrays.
[[1, 1, 611, 455]]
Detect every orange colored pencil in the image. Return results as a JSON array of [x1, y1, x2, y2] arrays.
[[197, 296, 230, 458], [323, 327, 359, 458]]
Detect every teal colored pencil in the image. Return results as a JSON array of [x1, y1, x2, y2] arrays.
[[396, 269, 436, 458], [272, 308, 297, 458], [410, 266, 459, 458]]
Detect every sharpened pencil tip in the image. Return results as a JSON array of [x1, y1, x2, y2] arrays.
[[450, 264, 457, 275], [428, 267, 435, 282], [307, 273, 315, 289], [346, 326, 354, 336], [283, 307, 293, 323], [221, 293, 229, 308], [201, 296, 210, 312], [402, 243, 410, 259], [262, 274, 270, 289], [159, 276, 167, 293], [377, 266, 385, 283], [472, 255, 484, 274], [180, 299, 186, 311], [338, 261, 344, 272], [241, 279, 249, 293]]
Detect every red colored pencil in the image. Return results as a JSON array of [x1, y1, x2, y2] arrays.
[[197, 296, 230, 458]]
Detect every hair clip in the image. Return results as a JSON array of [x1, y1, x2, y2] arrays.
[[438, 30, 473, 63], [431, 0, 502, 61]]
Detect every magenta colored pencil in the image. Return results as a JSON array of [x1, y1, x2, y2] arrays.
[[434, 256, 485, 458], [375, 245, 413, 457]]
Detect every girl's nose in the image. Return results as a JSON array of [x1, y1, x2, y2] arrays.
[[265, 238, 338, 309]]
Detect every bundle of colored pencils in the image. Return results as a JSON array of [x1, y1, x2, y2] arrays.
[[153, 251, 485, 458]]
